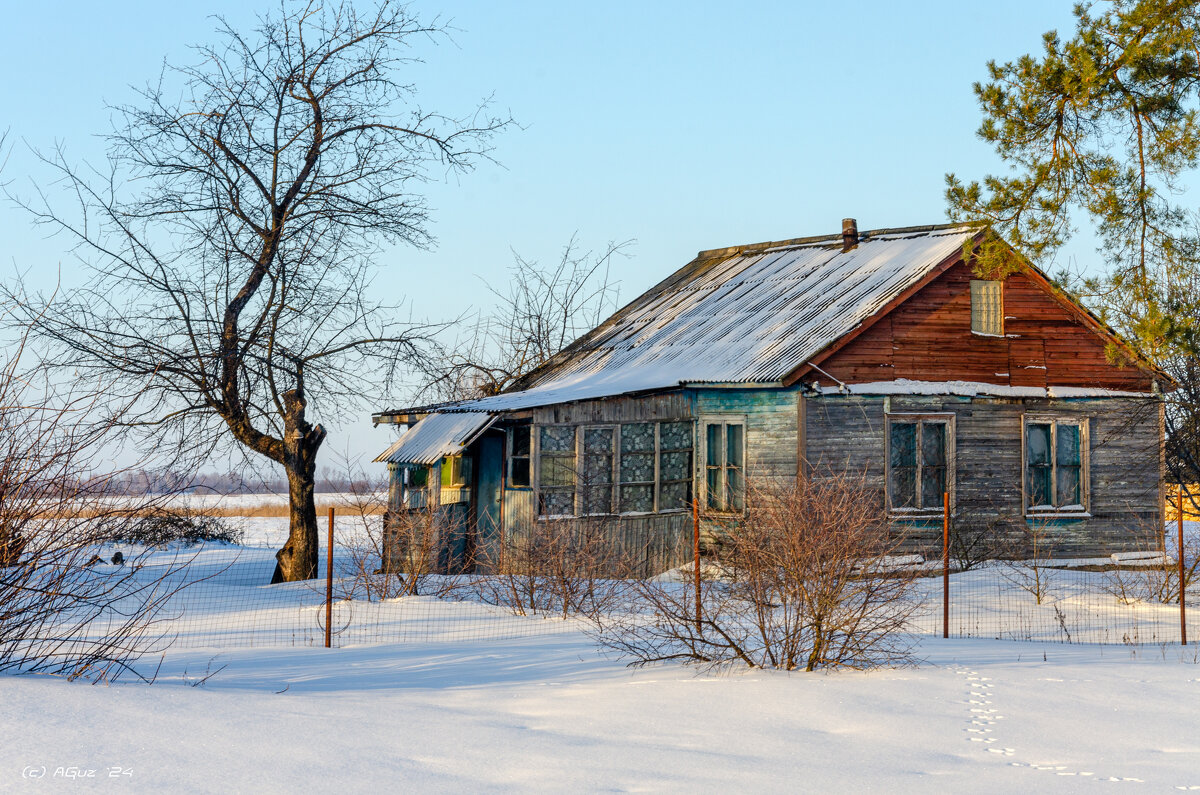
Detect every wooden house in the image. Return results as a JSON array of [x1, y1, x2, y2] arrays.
[[373, 221, 1169, 572]]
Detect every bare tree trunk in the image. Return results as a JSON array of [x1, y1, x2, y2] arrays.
[[271, 391, 326, 583]]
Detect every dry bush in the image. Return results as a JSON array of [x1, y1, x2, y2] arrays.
[[591, 473, 922, 671], [471, 517, 635, 619], [110, 507, 243, 547], [1103, 522, 1200, 605], [0, 327, 206, 680], [996, 521, 1057, 605]]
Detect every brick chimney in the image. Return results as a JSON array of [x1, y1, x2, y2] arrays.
[[842, 218, 858, 252]]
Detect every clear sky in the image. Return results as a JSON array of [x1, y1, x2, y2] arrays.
[[0, 0, 1088, 472]]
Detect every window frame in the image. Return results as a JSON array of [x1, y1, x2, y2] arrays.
[[700, 416, 747, 514], [885, 413, 956, 516], [970, 279, 1004, 337], [581, 424, 619, 517], [506, 424, 532, 489], [1022, 416, 1090, 516], [533, 420, 696, 520]]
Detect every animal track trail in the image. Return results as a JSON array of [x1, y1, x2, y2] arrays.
[[953, 667, 1159, 784]]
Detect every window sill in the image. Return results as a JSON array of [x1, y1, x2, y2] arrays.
[[1025, 511, 1091, 520]]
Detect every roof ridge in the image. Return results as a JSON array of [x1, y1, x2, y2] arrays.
[[695, 221, 983, 260]]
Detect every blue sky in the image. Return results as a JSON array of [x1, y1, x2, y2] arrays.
[[0, 0, 1087, 468]]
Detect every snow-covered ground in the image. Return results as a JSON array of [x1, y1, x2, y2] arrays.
[[6, 520, 1200, 790], [4, 619, 1200, 791]]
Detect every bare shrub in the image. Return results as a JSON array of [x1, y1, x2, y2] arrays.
[[1103, 522, 1200, 605], [471, 517, 634, 619], [997, 521, 1057, 605], [592, 473, 922, 671], [0, 328, 205, 680], [111, 507, 243, 547]]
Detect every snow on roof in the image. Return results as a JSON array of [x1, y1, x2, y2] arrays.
[[814, 380, 1156, 399], [384, 224, 981, 415], [373, 412, 494, 465]]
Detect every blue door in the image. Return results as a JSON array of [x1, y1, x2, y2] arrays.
[[474, 435, 504, 572]]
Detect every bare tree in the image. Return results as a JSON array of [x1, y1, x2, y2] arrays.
[[422, 235, 628, 402], [10, 2, 510, 582]]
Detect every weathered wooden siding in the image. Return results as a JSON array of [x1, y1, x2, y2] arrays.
[[811, 260, 1156, 391], [532, 392, 694, 424], [694, 387, 800, 484], [805, 393, 1163, 558]]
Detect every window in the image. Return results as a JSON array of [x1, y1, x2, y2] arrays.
[[440, 455, 472, 488], [658, 422, 694, 511], [582, 426, 616, 515], [970, 279, 1003, 336], [703, 419, 744, 512], [508, 425, 531, 487], [1025, 419, 1086, 513], [887, 416, 952, 512], [401, 465, 429, 510], [538, 425, 577, 517], [619, 422, 656, 513], [533, 421, 694, 518]]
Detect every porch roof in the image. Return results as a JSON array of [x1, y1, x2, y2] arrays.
[[372, 412, 494, 465]]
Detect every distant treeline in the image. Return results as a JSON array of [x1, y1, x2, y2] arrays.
[[102, 468, 383, 495]]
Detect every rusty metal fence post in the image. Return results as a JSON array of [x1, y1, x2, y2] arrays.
[[943, 491, 950, 639], [1181, 489, 1188, 647], [692, 497, 701, 633], [325, 506, 334, 649]]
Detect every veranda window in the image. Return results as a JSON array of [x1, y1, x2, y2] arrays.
[[704, 419, 744, 512], [582, 426, 616, 515], [538, 425, 577, 516], [508, 425, 531, 487], [619, 423, 656, 513], [887, 417, 951, 512], [1025, 419, 1086, 512]]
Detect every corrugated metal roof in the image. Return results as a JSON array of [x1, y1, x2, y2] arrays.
[[373, 412, 494, 464], [384, 225, 980, 415]]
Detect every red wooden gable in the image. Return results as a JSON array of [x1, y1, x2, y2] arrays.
[[796, 258, 1158, 392]]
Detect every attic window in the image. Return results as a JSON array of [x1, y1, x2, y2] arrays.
[[970, 280, 1004, 337]]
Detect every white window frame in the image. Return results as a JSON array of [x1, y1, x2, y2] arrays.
[[1022, 416, 1090, 517], [970, 279, 1004, 337], [700, 416, 746, 514], [885, 413, 956, 516]]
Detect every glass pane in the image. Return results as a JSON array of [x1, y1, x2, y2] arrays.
[[510, 458, 530, 488], [583, 484, 614, 515], [511, 426, 531, 457], [889, 466, 915, 509], [659, 450, 691, 481], [706, 424, 721, 467], [660, 422, 692, 450], [540, 425, 575, 453], [1056, 424, 1081, 466], [1056, 465, 1081, 507], [409, 466, 428, 488], [727, 466, 744, 511], [621, 423, 655, 453], [1026, 424, 1051, 466], [920, 423, 946, 468], [726, 425, 744, 469], [1027, 464, 1052, 508], [889, 422, 916, 467], [583, 453, 613, 485], [539, 489, 574, 516], [921, 466, 946, 510], [620, 451, 655, 483], [541, 455, 575, 487], [584, 427, 614, 454], [660, 481, 690, 511], [620, 483, 654, 513], [706, 467, 721, 509]]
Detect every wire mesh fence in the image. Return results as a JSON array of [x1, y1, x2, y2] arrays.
[[13, 502, 1200, 665]]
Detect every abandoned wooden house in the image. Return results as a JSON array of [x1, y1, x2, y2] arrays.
[[373, 220, 1169, 573]]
